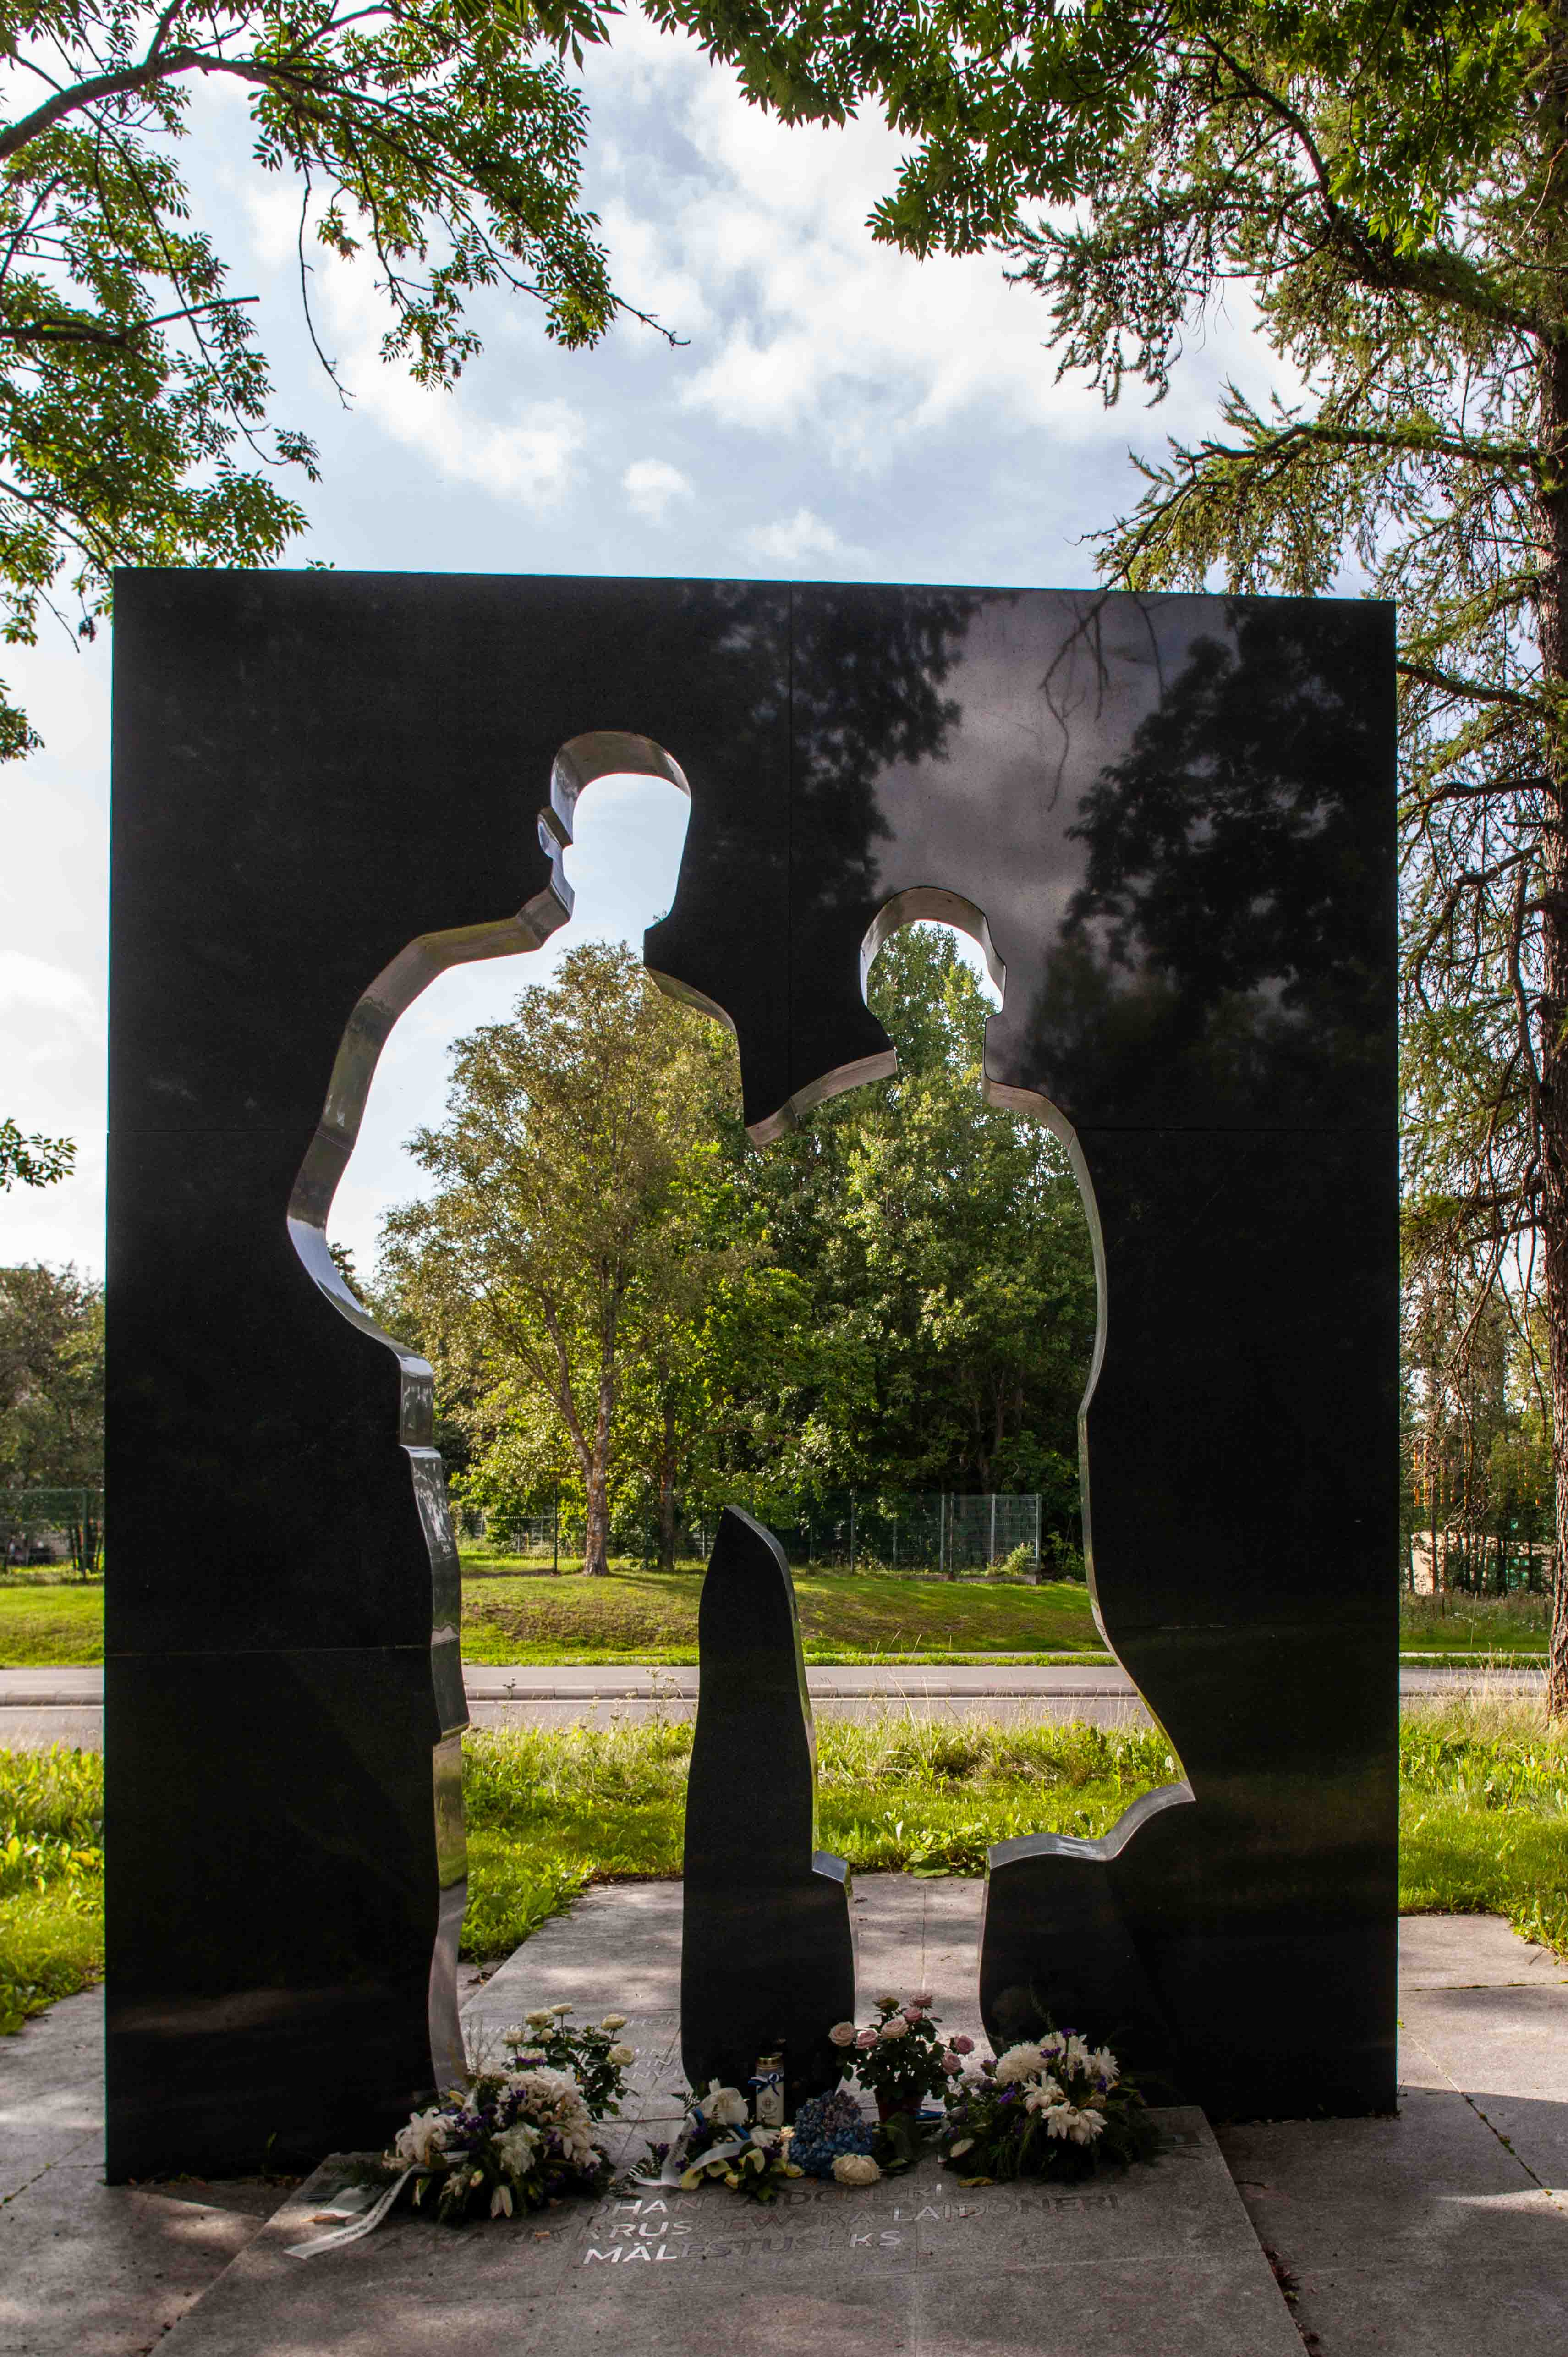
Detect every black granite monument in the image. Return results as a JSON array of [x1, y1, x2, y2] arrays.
[[106, 572, 1395, 2176], [680, 1508, 855, 2104]]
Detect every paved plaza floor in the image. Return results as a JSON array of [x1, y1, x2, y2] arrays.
[[2, 1892, 1564, 2356]]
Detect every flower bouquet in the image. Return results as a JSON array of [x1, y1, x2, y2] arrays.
[[832, 1992, 972, 2123], [937, 2031, 1159, 2185], [342, 2005, 636, 2232], [788, 2086, 878, 2179], [641, 2081, 804, 2203], [501, 2004, 637, 2119]]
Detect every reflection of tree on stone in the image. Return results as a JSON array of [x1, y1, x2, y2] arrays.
[[789, 586, 987, 905], [1025, 601, 1390, 1118], [647, 583, 990, 1129]]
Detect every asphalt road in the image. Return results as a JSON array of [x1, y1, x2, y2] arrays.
[[0, 1658, 1546, 1748]]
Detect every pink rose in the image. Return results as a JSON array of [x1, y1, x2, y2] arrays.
[[950, 2034, 974, 2055], [942, 2053, 963, 2075], [912, 1992, 934, 2006], [905, 2005, 926, 2022], [855, 2029, 878, 2050], [828, 2022, 858, 2046]]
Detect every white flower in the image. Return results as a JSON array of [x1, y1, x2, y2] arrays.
[[392, 2106, 451, 2168], [994, 2043, 1045, 2086], [948, 2136, 975, 2158], [700, 2081, 749, 2127], [1043, 2104, 1107, 2144], [490, 2183, 514, 2217], [1036, 2032, 1067, 2061], [1088, 2045, 1120, 2087], [599, 2014, 627, 2031], [828, 2021, 858, 2046], [524, 2009, 555, 2030], [495, 2122, 541, 2175], [749, 2126, 781, 2150], [608, 2044, 636, 2066], [833, 2154, 882, 2186], [1024, 2079, 1066, 2114], [550, 2003, 573, 2017], [1063, 2033, 1094, 2074]]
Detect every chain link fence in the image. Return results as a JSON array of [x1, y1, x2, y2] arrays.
[[457, 1491, 1059, 1581], [0, 1488, 105, 1574]]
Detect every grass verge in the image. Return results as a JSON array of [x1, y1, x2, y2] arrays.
[[1399, 1591, 1551, 1655], [458, 1568, 1104, 1661], [461, 1698, 1568, 1960], [0, 1568, 1108, 1669], [7, 1698, 1565, 2022], [0, 1584, 106, 1667], [0, 1745, 103, 2032]]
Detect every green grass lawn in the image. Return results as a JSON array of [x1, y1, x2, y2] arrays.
[[457, 1565, 1107, 1663], [5, 1697, 1566, 2029], [1398, 1591, 1550, 1656], [8, 1568, 1557, 1668], [0, 1566, 1109, 1668], [0, 1582, 104, 1666]]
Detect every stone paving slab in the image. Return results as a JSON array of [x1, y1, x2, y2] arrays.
[[156, 2114, 1302, 2357], [7, 1900, 1567, 2353], [1219, 1911, 1568, 2356], [158, 1878, 1300, 2357]]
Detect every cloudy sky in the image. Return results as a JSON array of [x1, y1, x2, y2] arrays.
[[0, 11, 1278, 1281]]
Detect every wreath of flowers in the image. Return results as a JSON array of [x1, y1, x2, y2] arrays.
[[377, 2004, 637, 2225], [937, 2030, 1159, 2184]]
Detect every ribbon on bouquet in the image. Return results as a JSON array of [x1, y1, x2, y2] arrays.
[[285, 2167, 418, 2259], [629, 2102, 757, 2189]]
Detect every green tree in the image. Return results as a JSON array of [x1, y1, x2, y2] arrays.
[[0, 1117, 74, 1188], [0, 0, 662, 755], [378, 940, 741, 1577], [0, 1262, 104, 1569], [650, 0, 1568, 1709]]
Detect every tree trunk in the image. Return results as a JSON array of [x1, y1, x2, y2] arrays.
[[581, 1332, 620, 1577], [654, 1359, 680, 1576], [583, 1461, 612, 1578], [1534, 330, 1568, 1719]]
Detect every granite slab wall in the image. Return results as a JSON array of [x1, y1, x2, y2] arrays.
[[106, 573, 1395, 2175]]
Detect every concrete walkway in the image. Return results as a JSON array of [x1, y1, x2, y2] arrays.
[[0, 1658, 1547, 1748], [2, 1901, 1563, 2355]]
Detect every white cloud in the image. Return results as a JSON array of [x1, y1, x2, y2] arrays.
[[285, 233, 591, 506], [746, 507, 867, 568], [578, 28, 1280, 474], [0, 951, 97, 1033], [623, 457, 695, 522]]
